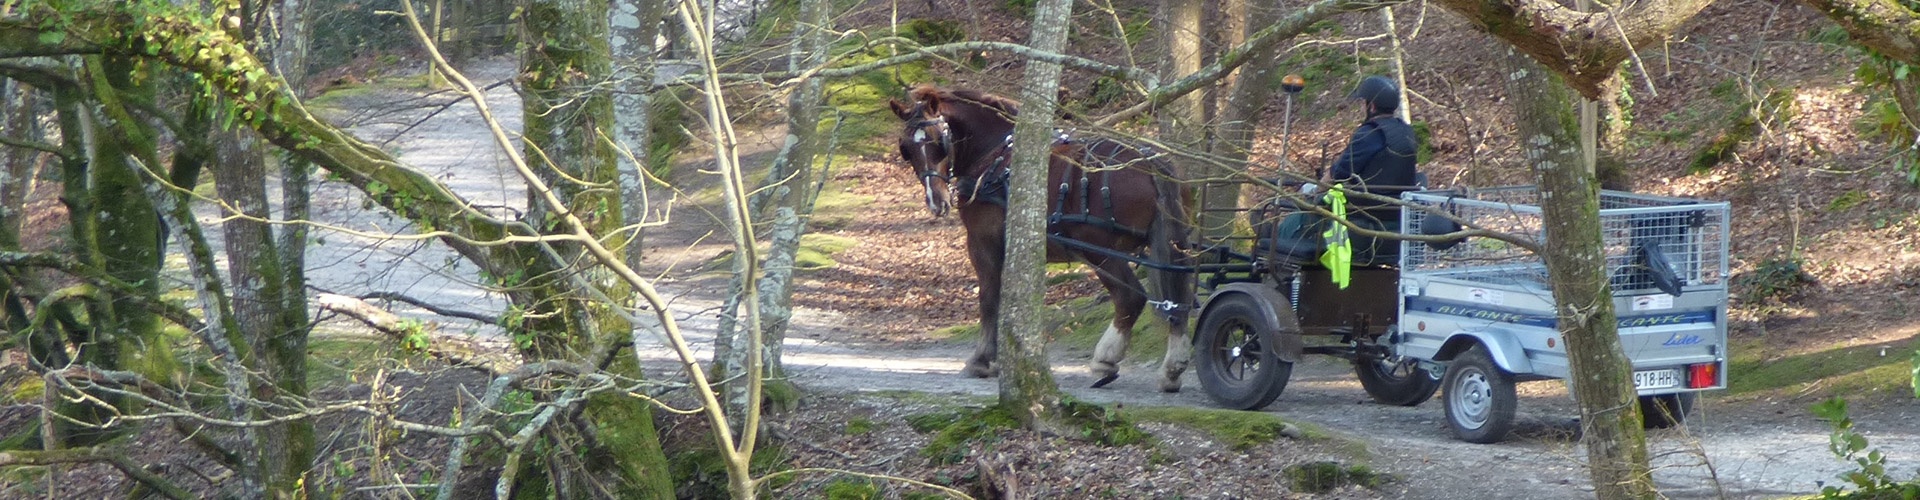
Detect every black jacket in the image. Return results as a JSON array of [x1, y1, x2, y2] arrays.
[[1329, 115, 1418, 206]]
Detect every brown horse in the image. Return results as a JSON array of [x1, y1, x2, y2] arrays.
[[887, 85, 1196, 391]]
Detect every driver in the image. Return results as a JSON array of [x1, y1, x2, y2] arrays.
[[1275, 75, 1421, 264], [1322, 75, 1418, 200]]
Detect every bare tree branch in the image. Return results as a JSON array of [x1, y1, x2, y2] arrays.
[[663, 39, 1160, 89], [1800, 0, 1920, 66], [0, 446, 195, 500], [358, 290, 500, 324], [0, 251, 207, 332], [1093, 0, 1409, 126], [315, 292, 513, 374], [1426, 0, 1714, 98]]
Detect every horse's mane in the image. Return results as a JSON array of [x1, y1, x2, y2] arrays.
[[910, 84, 1020, 118]]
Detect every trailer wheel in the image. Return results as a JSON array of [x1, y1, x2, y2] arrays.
[[1356, 354, 1440, 406], [1195, 294, 1291, 411], [1640, 393, 1696, 429], [1443, 345, 1516, 443]]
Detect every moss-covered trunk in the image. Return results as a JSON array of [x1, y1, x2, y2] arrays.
[[65, 56, 177, 445], [514, 0, 672, 497], [998, 0, 1073, 430], [0, 79, 34, 250], [217, 3, 317, 490], [1502, 49, 1654, 500], [211, 114, 313, 494]]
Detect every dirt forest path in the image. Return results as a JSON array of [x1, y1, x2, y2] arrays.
[[301, 59, 1920, 500]]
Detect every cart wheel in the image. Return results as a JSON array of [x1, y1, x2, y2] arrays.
[[1442, 345, 1516, 443], [1356, 354, 1440, 407], [1195, 294, 1292, 411], [1640, 393, 1696, 429]]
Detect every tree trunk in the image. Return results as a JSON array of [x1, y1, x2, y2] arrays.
[[713, 0, 827, 419], [1211, 0, 1285, 180], [221, 3, 316, 490], [517, 0, 674, 496], [1501, 49, 1654, 500], [1160, 0, 1222, 239], [0, 79, 35, 249], [274, 0, 315, 379], [154, 91, 264, 497], [72, 57, 176, 445], [211, 116, 310, 496], [998, 0, 1072, 430], [612, 0, 668, 262], [1382, 7, 1411, 122]]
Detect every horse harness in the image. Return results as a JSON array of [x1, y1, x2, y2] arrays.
[[904, 106, 1183, 323]]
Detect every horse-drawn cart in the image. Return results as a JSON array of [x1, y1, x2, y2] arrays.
[[884, 85, 1728, 444], [1190, 185, 1730, 443]]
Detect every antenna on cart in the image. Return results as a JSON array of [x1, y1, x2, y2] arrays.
[[1277, 74, 1305, 175]]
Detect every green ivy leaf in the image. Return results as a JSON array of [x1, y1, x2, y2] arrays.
[[1810, 397, 1847, 421], [37, 31, 66, 45]]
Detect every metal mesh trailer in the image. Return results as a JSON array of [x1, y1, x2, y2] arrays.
[[1394, 187, 1730, 442]]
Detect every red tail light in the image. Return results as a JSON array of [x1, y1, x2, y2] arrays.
[[1687, 362, 1717, 389]]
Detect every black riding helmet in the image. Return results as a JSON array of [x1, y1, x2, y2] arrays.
[[1347, 75, 1400, 114]]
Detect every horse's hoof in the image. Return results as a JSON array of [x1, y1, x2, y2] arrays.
[[1090, 374, 1120, 388], [1158, 379, 1182, 393], [962, 364, 995, 378]]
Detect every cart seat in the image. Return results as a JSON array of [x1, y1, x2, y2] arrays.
[[1256, 236, 1323, 263]]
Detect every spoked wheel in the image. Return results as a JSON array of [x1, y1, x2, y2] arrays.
[[1195, 294, 1292, 411], [1356, 354, 1441, 407], [1640, 393, 1696, 429], [1443, 345, 1516, 443]]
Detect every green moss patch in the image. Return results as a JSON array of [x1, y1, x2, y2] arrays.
[[1123, 405, 1305, 451], [926, 323, 979, 341], [907, 406, 1018, 464], [1688, 88, 1797, 173], [1284, 461, 1386, 493], [702, 233, 861, 272], [818, 36, 936, 156], [303, 82, 373, 108], [1056, 398, 1151, 446], [906, 400, 1150, 465], [843, 417, 877, 435], [1727, 335, 1920, 398], [669, 441, 791, 498], [6, 377, 43, 403], [822, 478, 881, 499], [1828, 189, 1871, 212]]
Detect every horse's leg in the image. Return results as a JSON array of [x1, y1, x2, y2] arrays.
[[1157, 307, 1192, 393], [1087, 257, 1145, 388], [962, 230, 1004, 378]]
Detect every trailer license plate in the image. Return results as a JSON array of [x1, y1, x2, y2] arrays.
[[1633, 369, 1680, 390]]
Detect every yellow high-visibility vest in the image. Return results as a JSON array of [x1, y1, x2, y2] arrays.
[[1320, 185, 1352, 289]]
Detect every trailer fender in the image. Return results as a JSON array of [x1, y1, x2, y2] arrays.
[[1199, 283, 1304, 363], [1432, 330, 1533, 374]]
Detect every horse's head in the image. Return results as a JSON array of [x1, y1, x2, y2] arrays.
[[889, 91, 955, 217]]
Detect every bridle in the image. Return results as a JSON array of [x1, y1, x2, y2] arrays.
[[904, 103, 955, 181], [903, 101, 956, 213]]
